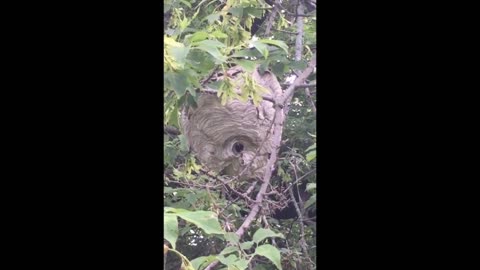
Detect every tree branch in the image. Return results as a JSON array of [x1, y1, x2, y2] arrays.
[[264, 0, 281, 36], [288, 187, 308, 256], [283, 0, 305, 116], [279, 52, 316, 105], [304, 87, 316, 113], [234, 101, 284, 237], [294, 0, 304, 61], [280, 83, 316, 89]]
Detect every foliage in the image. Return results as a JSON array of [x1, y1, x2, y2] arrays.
[[164, 0, 316, 269]]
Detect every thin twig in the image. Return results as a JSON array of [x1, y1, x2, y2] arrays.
[[282, 169, 315, 194], [280, 83, 316, 89], [289, 160, 305, 212], [288, 187, 308, 256], [201, 66, 220, 85], [304, 87, 317, 113]]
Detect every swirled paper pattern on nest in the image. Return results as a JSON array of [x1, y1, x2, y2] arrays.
[[181, 67, 283, 180]]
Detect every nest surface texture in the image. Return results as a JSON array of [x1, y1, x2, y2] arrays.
[[181, 67, 283, 180]]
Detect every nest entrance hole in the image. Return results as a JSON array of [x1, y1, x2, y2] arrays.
[[232, 142, 244, 154]]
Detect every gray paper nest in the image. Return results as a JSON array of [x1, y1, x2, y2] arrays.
[[181, 66, 283, 180]]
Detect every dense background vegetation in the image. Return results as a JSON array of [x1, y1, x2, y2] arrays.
[[164, 0, 316, 269]]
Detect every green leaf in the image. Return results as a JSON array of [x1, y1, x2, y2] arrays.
[[188, 50, 215, 74], [258, 60, 269, 74], [165, 72, 188, 97], [178, 0, 192, 8], [271, 61, 288, 77], [230, 48, 261, 58], [258, 39, 289, 54], [225, 232, 240, 245], [191, 256, 217, 270], [193, 40, 227, 63], [243, 7, 264, 18], [234, 59, 256, 72], [254, 244, 282, 270], [251, 40, 269, 59], [174, 210, 224, 235], [306, 151, 316, 162], [205, 13, 221, 24], [168, 103, 180, 128], [187, 92, 198, 108], [168, 46, 190, 69], [189, 31, 209, 43], [306, 183, 316, 192], [305, 143, 316, 152], [239, 241, 254, 250], [252, 228, 284, 244], [304, 195, 316, 209], [220, 246, 238, 255], [211, 30, 229, 39], [193, 39, 226, 48], [217, 254, 238, 267], [289, 60, 307, 70], [164, 213, 178, 249], [178, 134, 189, 152], [229, 7, 244, 18], [232, 258, 249, 270], [245, 16, 253, 30]]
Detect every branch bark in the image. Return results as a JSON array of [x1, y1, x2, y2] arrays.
[[304, 87, 316, 113], [294, 0, 304, 61], [280, 83, 316, 89], [279, 52, 316, 105], [284, 0, 305, 116], [264, 0, 281, 36], [288, 187, 308, 256]]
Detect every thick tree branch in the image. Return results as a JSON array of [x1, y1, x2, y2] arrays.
[[234, 101, 284, 237]]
